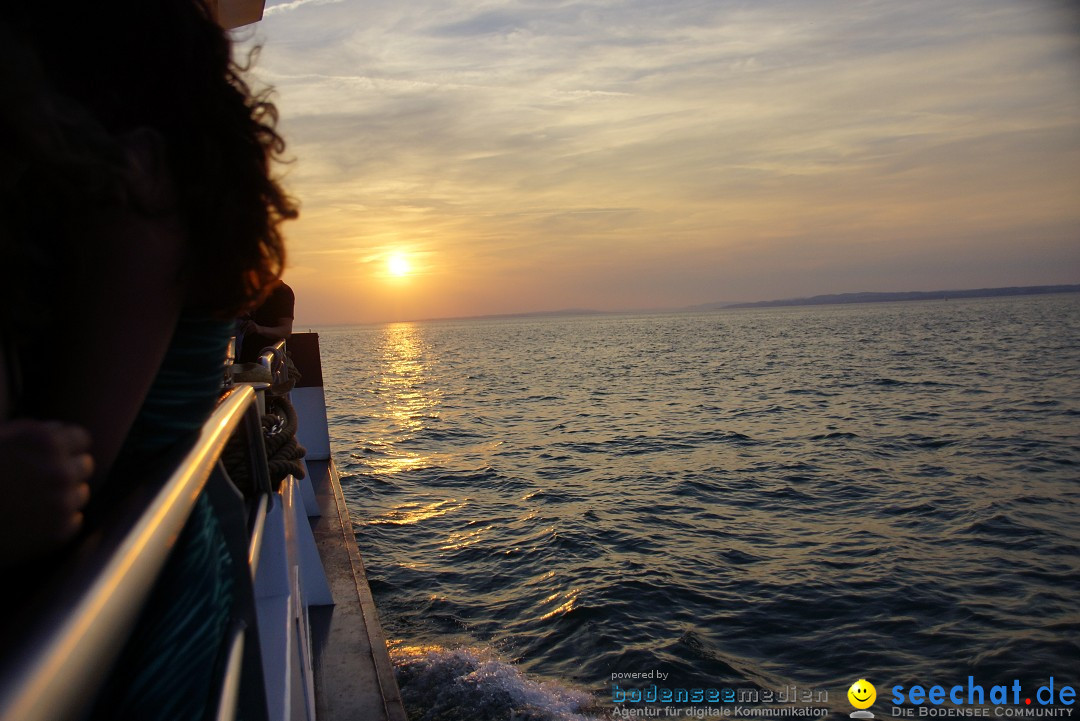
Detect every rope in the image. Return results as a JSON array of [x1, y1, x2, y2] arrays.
[[269, 350, 301, 396], [263, 394, 307, 488], [221, 382, 307, 494]]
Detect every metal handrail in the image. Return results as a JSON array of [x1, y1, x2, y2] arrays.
[[257, 338, 288, 386], [215, 628, 247, 721], [0, 386, 261, 721]]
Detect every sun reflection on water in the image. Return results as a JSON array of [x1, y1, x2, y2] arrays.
[[439, 523, 496, 552], [369, 322, 442, 474], [537, 589, 580, 621], [369, 498, 465, 526]]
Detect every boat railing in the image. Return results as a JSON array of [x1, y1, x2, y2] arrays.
[[257, 339, 290, 387], [0, 383, 279, 721]]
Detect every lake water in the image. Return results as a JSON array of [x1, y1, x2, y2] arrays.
[[317, 294, 1080, 720]]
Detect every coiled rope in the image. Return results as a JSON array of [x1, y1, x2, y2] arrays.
[[222, 352, 306, 493]]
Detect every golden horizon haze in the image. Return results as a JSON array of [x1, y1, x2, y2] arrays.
[[238, 0, 1080, 325]]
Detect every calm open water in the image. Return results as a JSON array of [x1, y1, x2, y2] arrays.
[[318, 294, 1080, 720]]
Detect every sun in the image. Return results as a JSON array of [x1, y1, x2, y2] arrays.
[[387, 253, 411, 277]]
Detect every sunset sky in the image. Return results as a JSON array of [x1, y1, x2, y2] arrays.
[[236, 0, 1080, 325]]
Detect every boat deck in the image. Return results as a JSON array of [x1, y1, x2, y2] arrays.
[[308, 458, 405, 721]]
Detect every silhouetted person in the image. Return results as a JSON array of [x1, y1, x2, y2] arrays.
[[238, 278, 295, 362], [1, 1, 296, 717]]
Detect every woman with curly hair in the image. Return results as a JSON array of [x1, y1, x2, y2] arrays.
[[1, 0, 297, 716], [2, 0, 295, 487]]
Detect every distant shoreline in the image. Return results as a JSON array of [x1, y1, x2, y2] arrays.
[[716, 284, 1080, 310], [312, 284, 1080, 327], [457, 284, 1080, 321]]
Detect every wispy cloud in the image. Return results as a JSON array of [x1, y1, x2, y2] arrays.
[[264, 0, 344, 17], [240, 0, 1080, 323]]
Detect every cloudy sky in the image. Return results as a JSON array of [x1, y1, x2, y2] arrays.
[[235, 0, 1080, 325]]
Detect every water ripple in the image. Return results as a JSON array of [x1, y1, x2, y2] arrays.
[[320, 295, 1080, 710]]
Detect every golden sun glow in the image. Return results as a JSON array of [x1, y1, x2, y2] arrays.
[[387, 253, 411, 277]]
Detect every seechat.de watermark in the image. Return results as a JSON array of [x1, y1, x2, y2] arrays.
[[843, 677, 1076, 719], [609, 673, 1076, 719], [888, 677, 1076, 718]]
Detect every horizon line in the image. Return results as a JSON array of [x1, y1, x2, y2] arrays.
[[298, 282, 1080, 328]]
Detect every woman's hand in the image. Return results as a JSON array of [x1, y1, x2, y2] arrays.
[[0, 420, 93, 565]]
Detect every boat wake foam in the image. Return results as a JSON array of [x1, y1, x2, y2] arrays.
[[391, 644, 605, 720]]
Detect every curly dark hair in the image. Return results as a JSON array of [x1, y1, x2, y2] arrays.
[[1, 0, 296, 317]]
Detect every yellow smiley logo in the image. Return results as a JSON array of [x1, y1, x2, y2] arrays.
[[848, 679, 877, 709]]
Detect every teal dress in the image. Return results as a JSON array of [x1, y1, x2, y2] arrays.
[[122, 315, 235, 458], [94, 315, 237, 721]]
